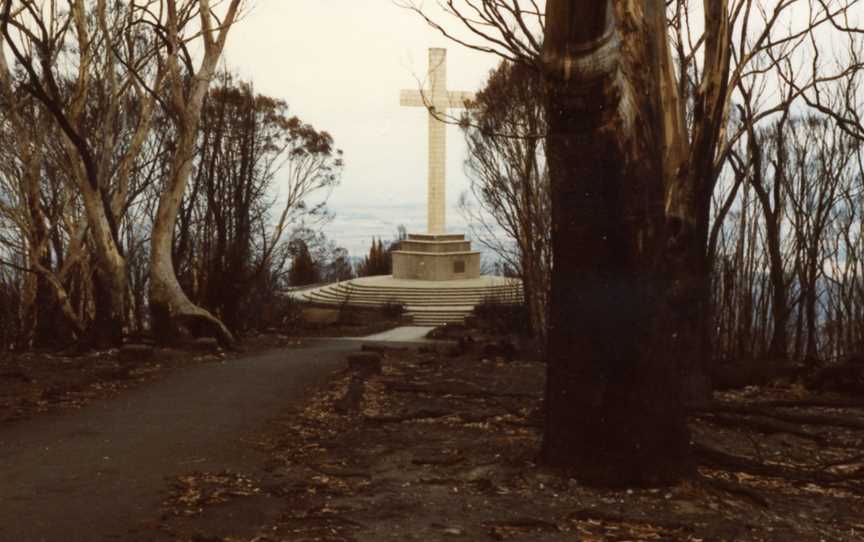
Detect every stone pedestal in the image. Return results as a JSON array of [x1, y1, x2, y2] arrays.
[[392, 233, 481, 281]]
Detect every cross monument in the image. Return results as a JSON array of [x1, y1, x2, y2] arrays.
[[400, 48, 474, 234]]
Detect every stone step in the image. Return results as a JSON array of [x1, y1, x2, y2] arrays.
[[304, 295, 522, 309], [305, 298, 512, 309], [411, 317, 465, 325], [405, 306, 475, 326], [304, 297, 520, 312], [313, 289, 523, 302], [294, 276, 524, 326], [337, 291, 522, 301], [329, 284, 522, 299], [345, 282, 521, 294], [304, 285, 522, 305], [407, 312, 469, 325]]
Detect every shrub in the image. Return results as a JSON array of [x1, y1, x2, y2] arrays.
[[380, 300, 405, 320], [0, 273, 20, 353], [473, 301, 530, 335]]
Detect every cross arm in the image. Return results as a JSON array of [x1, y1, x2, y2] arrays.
[[400, 89, 426, 108], [448, 91, 475, 109]]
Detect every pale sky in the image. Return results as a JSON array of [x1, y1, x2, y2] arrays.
[[222, 1, 503, 256]]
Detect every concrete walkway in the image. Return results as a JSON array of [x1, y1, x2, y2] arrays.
[[358, 326, 436, 342], [0, 340, 359, 541]]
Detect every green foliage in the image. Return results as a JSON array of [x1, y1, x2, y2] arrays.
[[357, 237, 391, 277], [288, 227, 353, 283], [462, 60, 551, 344], [288, 240, 320, 286], [473, 298, 530, 336], [356, 228, 406, 278], [173, 71, 342, 333], [323, 247, 355, 282], [0, 271, 19, 353], [243, 282, 303, 331], [380, 300, 405, 320]]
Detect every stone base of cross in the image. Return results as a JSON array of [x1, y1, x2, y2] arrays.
[[400, 48, 474, 235]]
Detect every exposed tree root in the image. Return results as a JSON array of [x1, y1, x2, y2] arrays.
[[290, 508, 366, 528], [759, 410, 864, 431], [697, 474, 771, 507], [309, 464, 370, 479], [381, 379, 537, 399], [695, 412, 828, 444], [150, 249, 237, 348], [566, 509, 694, 531], [694, 443, 864, 490], [175, 309, 236, 349], [752, 398, 864, 409], [820, 453, 864, 469], [366, 408, 452, 424], [690, 401, 864, 430]]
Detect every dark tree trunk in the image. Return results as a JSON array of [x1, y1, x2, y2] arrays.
[[666, 0, 731, 402], [764, 215, 789, 361], [671, 218, 714, 401], [90, 268, 126, 349], [804, 266, 819, 362], [541, 0, 689, 486], [33, 272, 64, 346]]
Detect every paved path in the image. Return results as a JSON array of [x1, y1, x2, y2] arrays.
[[0, 340, 360, 541], [352, 326, 435, 342]]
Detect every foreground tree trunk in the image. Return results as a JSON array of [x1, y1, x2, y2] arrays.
[[149, 111, 235, 345], [148, 0, 242, 346], [541, 0, 690, 486]]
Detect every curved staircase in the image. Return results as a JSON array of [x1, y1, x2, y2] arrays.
[[296, 275, 523, 326]]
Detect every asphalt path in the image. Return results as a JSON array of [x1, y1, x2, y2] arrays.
[[0, 339, 362, 541]]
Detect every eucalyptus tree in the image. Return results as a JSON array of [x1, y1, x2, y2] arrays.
[[0, 0, 161, 346], [0, 100, 88, 344], [461, 60, 551, 346], [177, 73, 342, 333], [133, 0, 247, 345]]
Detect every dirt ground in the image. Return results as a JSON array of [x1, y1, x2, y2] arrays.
[[149, 337, 864, 542], [3, 312, 862, 542]]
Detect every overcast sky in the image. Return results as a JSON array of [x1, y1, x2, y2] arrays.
[[221, 1, 503, 256], [217, 2, 844, 258]]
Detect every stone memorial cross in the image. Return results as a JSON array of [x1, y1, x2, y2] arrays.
[[400, 48, 474, 235]]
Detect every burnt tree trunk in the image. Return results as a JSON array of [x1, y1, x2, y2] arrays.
[[747, 119, 790, 362], [541, 0, 689, 486], [666, 0, 731, 402]]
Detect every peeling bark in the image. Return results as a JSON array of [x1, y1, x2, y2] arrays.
[[75, 180, 127, 347], [665, 0, 732, 401], [148, 0, 242, 346], [0, 41, 86, 345]]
